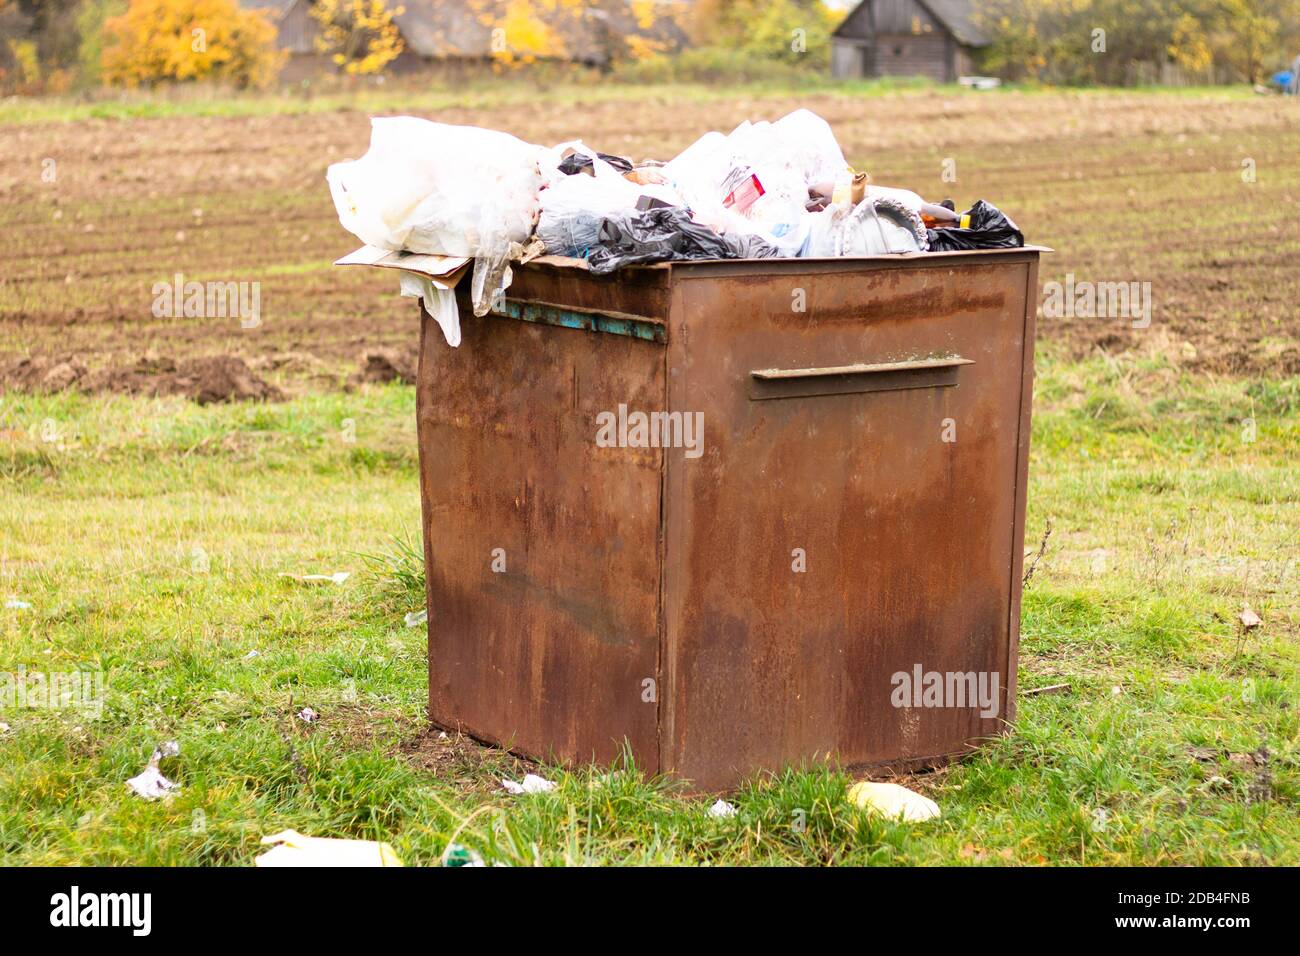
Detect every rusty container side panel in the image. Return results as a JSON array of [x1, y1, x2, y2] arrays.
[[1002, 254, 1040, 725], [503, 258, 673, 321], [417, 278, 668, 770], [661, 255, 1035, 790]]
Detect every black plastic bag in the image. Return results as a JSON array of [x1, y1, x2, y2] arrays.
[[557, 151, 635, 177], [925, 199, 1024, 252], [587, 207, 780, 274]]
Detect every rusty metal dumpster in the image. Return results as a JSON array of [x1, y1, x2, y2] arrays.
[[415, 247, 1045, 791]]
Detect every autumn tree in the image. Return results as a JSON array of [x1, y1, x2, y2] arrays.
[[0, 0, 33, 89], [1215, 0, 1280, 84], [101, 0, 281, 87], [311, 0, 405, 75], [690, 0, 840, 64], [478, 0, 584, 66], [469, 0, 683, 69], [973, 0, 1298, 85]]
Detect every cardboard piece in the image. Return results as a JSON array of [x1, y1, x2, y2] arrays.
[[334, 245, 470, 290]]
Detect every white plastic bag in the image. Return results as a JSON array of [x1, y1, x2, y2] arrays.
[[662, 110, 849, 258], [327, 117, 545, 315], [770, 109, 850, 188], [399, 273, 462, 347], [864, 183, 927, 218]]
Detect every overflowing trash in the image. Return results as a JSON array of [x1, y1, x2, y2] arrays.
[[328, 110, 1026, 348], [846, 781, 941, 823], [125, 741, 181, 800], [255, 829, 404, 867]]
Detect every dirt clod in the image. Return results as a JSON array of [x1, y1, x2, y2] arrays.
[[2, 353, 282, 404], [355, 348, 417, 385], [3, 354, 89, 392]]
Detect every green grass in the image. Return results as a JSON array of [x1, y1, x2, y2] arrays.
[[1, 352, 1296, 866], [0, 75, 1260, 126]]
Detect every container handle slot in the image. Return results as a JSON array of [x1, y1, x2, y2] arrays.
[[748, 356, 972, 400]]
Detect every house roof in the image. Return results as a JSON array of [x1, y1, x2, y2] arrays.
[[241, 0, 299, 16], [833, 0, 989, 48], [243, 0, 686, 63], [922, 0, 988, 46], [400, 0, 686, 62]]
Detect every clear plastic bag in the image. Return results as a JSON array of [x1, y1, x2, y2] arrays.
[[661, 109, 849, 258], [326, 117, 545, 315]]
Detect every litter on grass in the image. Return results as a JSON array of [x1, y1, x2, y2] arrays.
[[404, 608, 428, 628], [846, 781, 940, 822], [255, 829, 404, 867], [297, 707, 319, 724], [125, 741, 181, 801], [501, 773, 557, 795], [280, 572, 351, 585], [443, 842, 486, 867], [4, 599, 31, 610], [707, 799, 738, 819], [328, 110, 1026, 348]]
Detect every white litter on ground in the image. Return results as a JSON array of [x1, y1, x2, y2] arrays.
[[501, 773, 557, 795], [404, 608, 428, 628], [707, 799, 738, 818], [280, 572, 350, 585], [125, 741, 181, 800], [846, 781, 940, 822], [255, 829, 403, 867], [4, 599, 31, 610]]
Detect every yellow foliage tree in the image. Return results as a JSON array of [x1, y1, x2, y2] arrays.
[[486, 0, 583, 67], [311, 0, 406, 75], [689, 0, 839, 65], [101, 0, 281, 87], [476, 0, 680, 69], [1168, 13, 1212, 74]]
